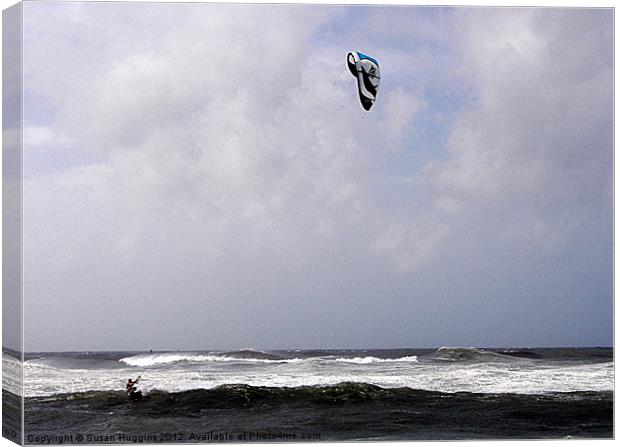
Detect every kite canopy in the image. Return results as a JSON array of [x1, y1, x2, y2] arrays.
[[347, 51, 380, 111]]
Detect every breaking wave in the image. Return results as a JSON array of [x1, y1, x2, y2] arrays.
[[119, 351, 301, 367], [428, 347, 526, 363], [333, 356, 418, 364], [119, 351, 420, 367]]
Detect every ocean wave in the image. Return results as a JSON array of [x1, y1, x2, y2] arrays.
[[333, 356, 418, 364], [119, 352, 302, 367], [119, 350, 422, 367], [25, 382, 613, 412], [223, 349, 284, 360], [428, 347, 524, 363], [28, 383, 393, 406]]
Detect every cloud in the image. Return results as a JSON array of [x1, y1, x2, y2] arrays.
[[23, 3, 415, 349], [20, 5, 612, 350], [377, 8, 612, 272]]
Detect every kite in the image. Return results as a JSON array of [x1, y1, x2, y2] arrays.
[[347, 51, 380, 111]]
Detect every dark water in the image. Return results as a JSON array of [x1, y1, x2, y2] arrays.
[[20, 385, 613, 442], [3, 347, 614, 443], [2, 389, 22, 444]]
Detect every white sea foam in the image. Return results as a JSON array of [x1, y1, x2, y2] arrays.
[[2, 353, 24, 396], [20, 351, 613, 398], [120, 353, 418, 367], [119, 353, 303, 367], [333, 356, 418, 364]]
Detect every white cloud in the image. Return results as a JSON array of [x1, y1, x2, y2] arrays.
[[20, 5, 612, 349], [23, 4, 400, 349], [377, 8, 613, 272]]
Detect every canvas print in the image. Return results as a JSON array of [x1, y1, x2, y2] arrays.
[[2, 1, 614, 444]]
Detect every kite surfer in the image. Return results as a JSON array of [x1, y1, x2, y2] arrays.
[[126, 376, 143, 400]]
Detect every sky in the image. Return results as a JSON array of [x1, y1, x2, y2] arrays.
[[4, 1, 613, 351]]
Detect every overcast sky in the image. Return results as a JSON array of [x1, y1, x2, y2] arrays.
[[12, 2, 613, 351]]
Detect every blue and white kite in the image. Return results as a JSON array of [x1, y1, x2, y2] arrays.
[[347, 51, 380, 111]]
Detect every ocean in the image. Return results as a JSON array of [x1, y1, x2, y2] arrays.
[[2, 347, 613, 443]]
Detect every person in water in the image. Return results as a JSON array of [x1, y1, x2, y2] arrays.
[[126, 376, 141, 396]]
